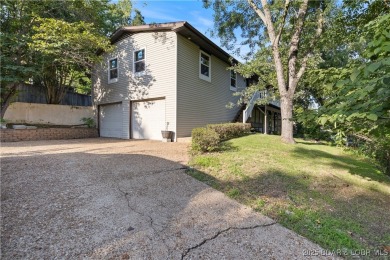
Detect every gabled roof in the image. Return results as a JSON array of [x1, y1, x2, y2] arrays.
[[110, 21, 237, 64]]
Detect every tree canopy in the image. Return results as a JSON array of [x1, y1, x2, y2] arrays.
[[205, 0, 389, 173], [0, 0, 144, 116], [204, 0, 332, 143]]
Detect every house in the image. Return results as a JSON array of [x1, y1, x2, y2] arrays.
[[93, 21, 281, 141]]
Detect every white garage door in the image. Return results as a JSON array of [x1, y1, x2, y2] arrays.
[[132, 99, 165, 140], [99, 103, 123, 138]]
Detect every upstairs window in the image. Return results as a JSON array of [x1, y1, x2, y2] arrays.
[[230, 70, 237, 90], [134, 49, 145, 74], [199, 51, 211, 82], [108, 58, 118, 83]]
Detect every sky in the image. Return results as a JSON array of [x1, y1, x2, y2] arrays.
[[132, 0, 243, 60]]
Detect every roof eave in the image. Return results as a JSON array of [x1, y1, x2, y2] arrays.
[[110, 21, 186, 43], [108, 21, 238, 65]]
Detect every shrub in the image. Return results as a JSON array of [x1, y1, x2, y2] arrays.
[[374, 138, 390, 176], [346, 133, 390, 176], [191, 127, 221, 152], [359, 136, 390, 176], [207, 123, 251, 140], [81, 117, 95, 128], [191, 123, 251, 153]]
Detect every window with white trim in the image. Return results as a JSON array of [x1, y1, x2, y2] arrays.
[[134, 49, 145, 74], [199, 51, 211, 81], [108, 58, 118, 83], [230, 70, 237, 90]]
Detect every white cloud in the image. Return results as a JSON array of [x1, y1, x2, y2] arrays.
[[140, 8, 182, 22], [196, 17, 213, 27]]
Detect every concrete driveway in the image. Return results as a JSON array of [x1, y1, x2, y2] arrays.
[[1, 138, 332, 259]]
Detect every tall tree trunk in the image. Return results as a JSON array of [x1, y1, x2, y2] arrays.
[[1, 83, 18, 119], [280, 95, 295, 144], [257, 0, 297, 144]]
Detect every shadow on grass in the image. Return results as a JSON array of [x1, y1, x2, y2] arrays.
[[186, 167, 390, 252], [295, 140, 328, 146], [291, 146, 390, 184], [218, 141, 239, 152]]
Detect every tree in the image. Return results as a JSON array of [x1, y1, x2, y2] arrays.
[[204, 0, 331, 143], [297, 0, 390, 107], [29, 18, 112, 104], [132, 9, 145, 26], [0, 0, 42, 117], [321, 13, 390, 175], [319, 13, 390, 136], [0, 0, 139, 116]]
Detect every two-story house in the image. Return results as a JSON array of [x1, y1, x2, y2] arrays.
[[93, 21, 280, 141]]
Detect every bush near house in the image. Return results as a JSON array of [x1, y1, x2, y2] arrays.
[[192, 123, 251, 152], [191, 127, 220, 152], [207, 123, 251, 141]]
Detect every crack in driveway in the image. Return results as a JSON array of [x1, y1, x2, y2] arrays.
[[115, 166, 190, 259], [117, 185, 174, 259], [117, 186, 168, 254], [181, 222, 277, 260]]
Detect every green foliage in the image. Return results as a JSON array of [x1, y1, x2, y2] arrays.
[[192, 156, 221, 168], [81, 117, 95, 128], [316, 13, 390, 175], [192, 123, 252, 153], [333, 130, 346, 147], [30, 18, 112, 57], [114, 0, 133, 26], [191, 127, 221, 152], [319, 13, 390, 133], [131, 9, 145, 26], [369, 136, 390, 176], [227, 188, 240, 198], [293, 1, 389, 142], [207, 123, 251, 141], [349, 134, 390, 176], [0, 0, 143, 112], [295, 107, 330, 141], [28, 17, 112, 104], [204, 0, 334, 142], [71, 71, 92, 95]]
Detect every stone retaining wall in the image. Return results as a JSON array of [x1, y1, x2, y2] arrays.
[[0, 128, 99, 142]]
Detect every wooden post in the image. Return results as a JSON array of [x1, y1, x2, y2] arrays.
[[264, 105, 268, 134], [272, 111, 275, 133]]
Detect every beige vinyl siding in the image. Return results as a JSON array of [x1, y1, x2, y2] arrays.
[[93, 34, 133, 105], [93, 31, 177, 139], [176, 35, 245, 137]]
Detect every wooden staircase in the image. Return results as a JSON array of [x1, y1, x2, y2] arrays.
[[233, 90, 280, 124], [232, 105, 246, 123], [234, 90, 261, 123]]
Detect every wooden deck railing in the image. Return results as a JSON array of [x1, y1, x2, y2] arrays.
[[243, 91, 260, 123], [242, 90, 280, 123]]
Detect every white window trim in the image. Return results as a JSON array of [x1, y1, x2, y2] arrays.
[[230, 71, 237, 91], [199, 50, 211, 82], [108, 57, 118, 84], [133, 47, 146, 77]]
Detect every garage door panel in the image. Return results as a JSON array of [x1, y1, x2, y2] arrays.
[[99, 103, 122, 138], [132, 100, 165, 140]]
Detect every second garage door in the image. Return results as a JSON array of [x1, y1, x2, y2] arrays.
[[131, 99, 165, 140]]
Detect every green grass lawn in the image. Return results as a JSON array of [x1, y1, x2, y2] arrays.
[[188, 134, 390, 255]]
